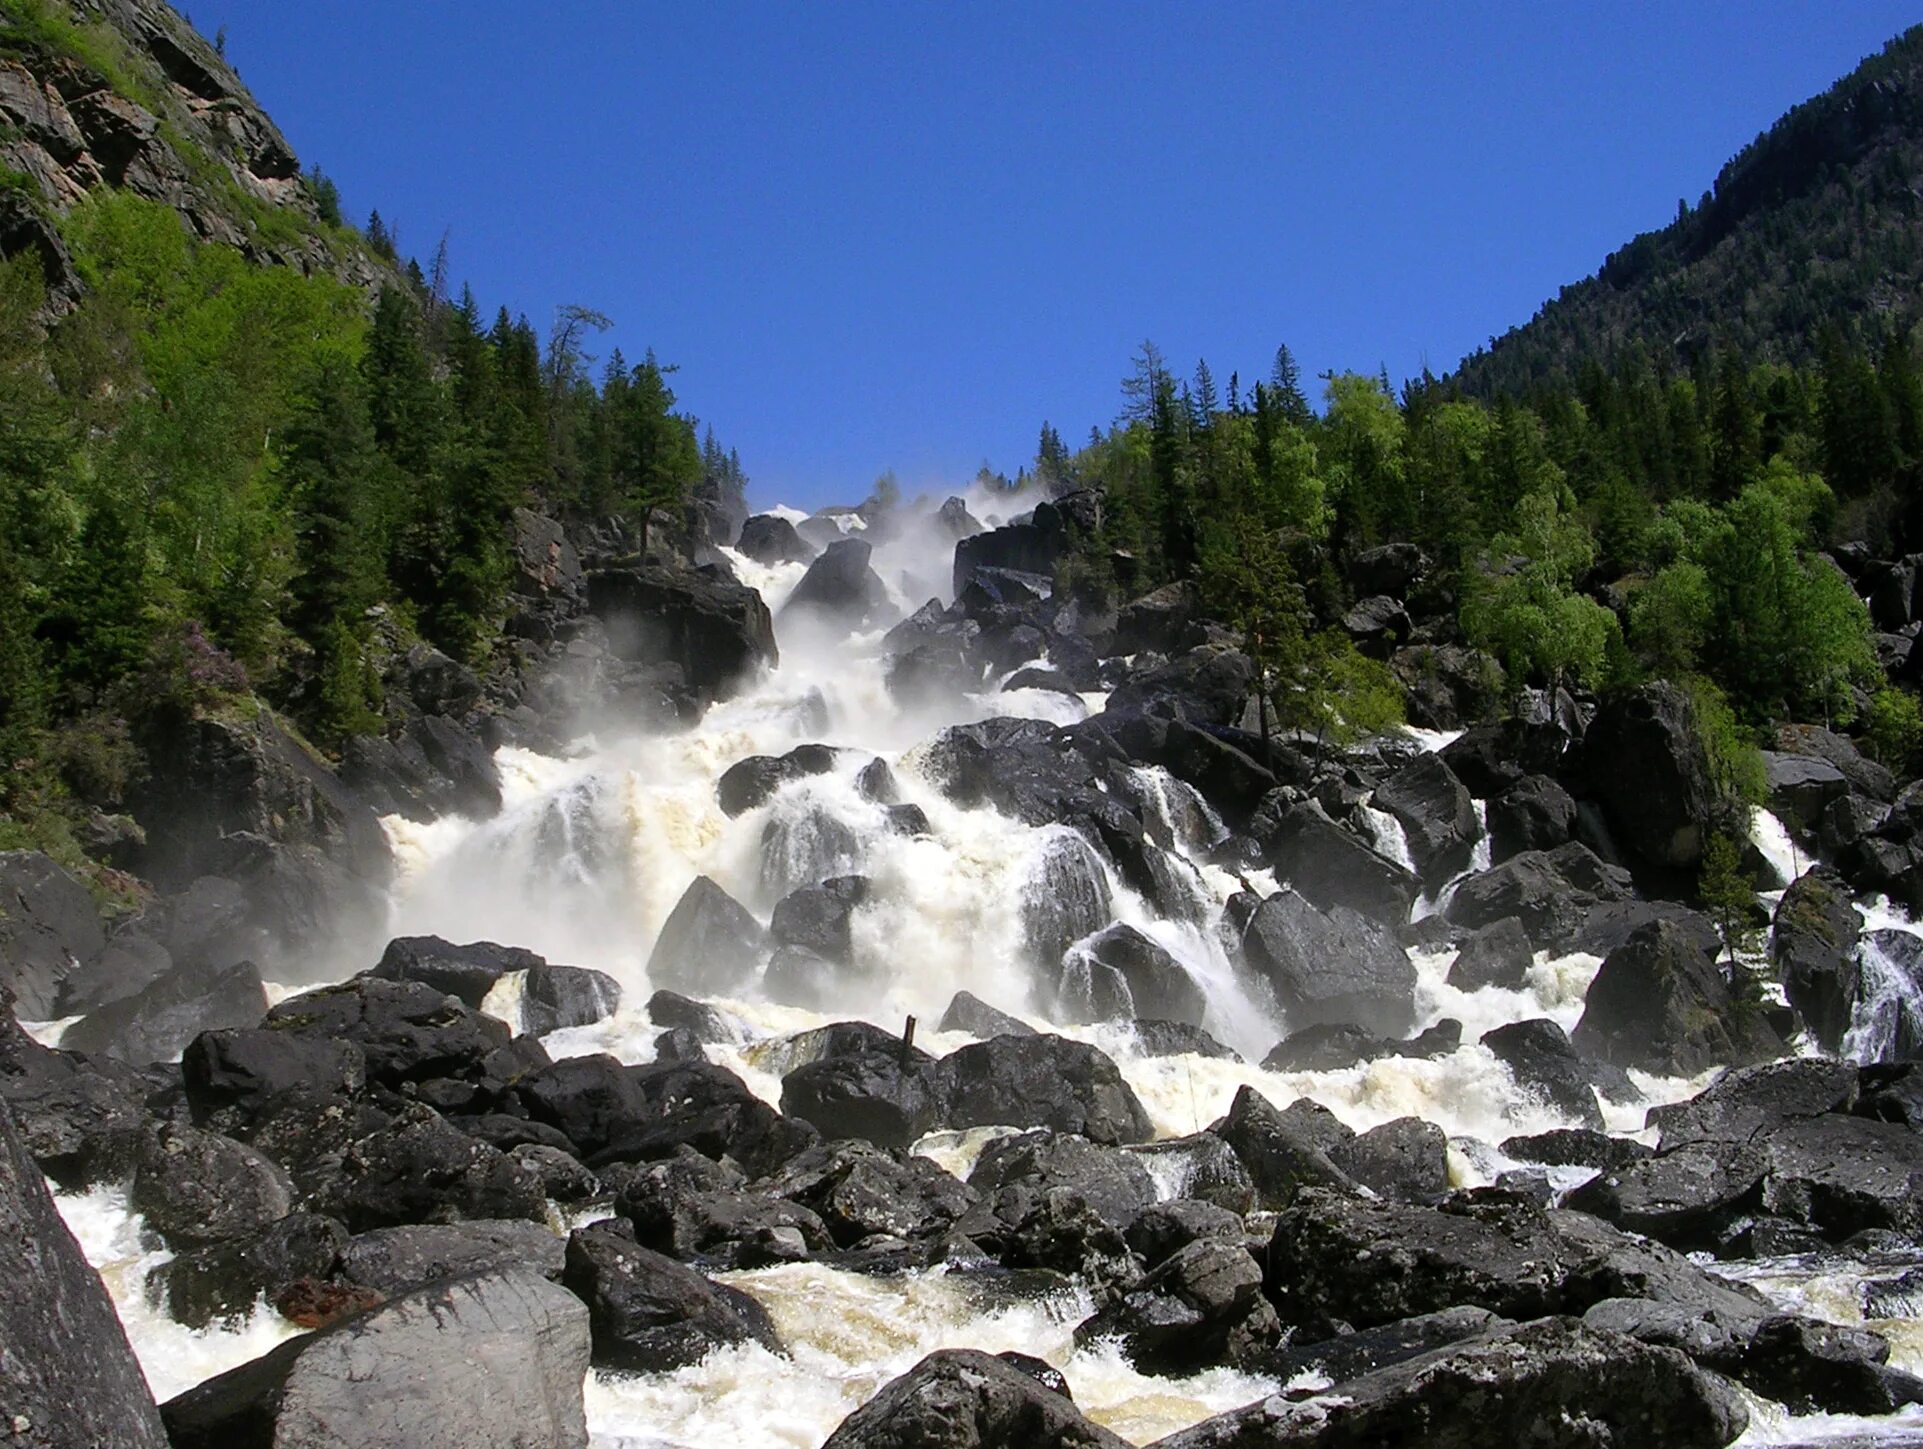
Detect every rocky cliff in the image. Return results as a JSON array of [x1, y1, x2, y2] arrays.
[[0, 0, 383, 306]]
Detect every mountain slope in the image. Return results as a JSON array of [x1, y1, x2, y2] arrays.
[[1456, 25, 1923, 395], [0, 0, 380, 305]]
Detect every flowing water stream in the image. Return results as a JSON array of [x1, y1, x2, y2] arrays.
[[41, 489, 1923, 1446]]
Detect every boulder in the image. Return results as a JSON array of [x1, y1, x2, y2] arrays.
[[1104, 647, 1257, 727], [770, 875, 870, 965], [561, 1223, 782, 1371], [1152, 1318, 1747, 1449], [1762, 751, 1849, 833], [0, 850, 105, 1019], [1112, 581, 1204, 656], [1438, 717, 1571, 798], [1129, 1019, 1241, 1060], [780, 1051, 939, 1150], [758, 1140, 974, 1250], [1241, 891, 1418, 1039], [339, 713, 502, 823], [1125, 1199, 1244, 1267], [968, 1130, 1158, 1231], [55, 928, 174, 1016], [1390, 644, 1503, 731], [308, 1105, 547, 1233], [1445, 842, 1633, 951], [1447, 917, 1533, 992], [1056, 923, 1206, 1027], [0, 1096, 170, 1449], [1259, 1306, 1512, 1390], [182, 1029, 366, 1123], [1372, 754, 1481, 884], [931, 1034, 1153, 1145], [521, 964, 621, 1035], [1123, 1132, 1256, 1214], [1775, 723, 1895, 802], [1261, 1019, 1459, 1073], [131, 1123, 295, 1250], [1769, 867, 1860, 1053], [1212, 1088, 1357, 1210], [1329, 1116, 1450, 1201], [510, 506, 584, 602], [586, 562, 777, 698], [261, 977, 511, 1089], [647, 876, 765, 997], [1343, 594, 1412, 655], [1020, 830, 1116, 970], [781, 538, 894, 629], [737, 512, 815, 565], [1572, 919, 1784, 1076], [61, 958, 267, 1066], [337, 1220, 565, 1297], [1481, 1018, 1614, 1130], [160, 1268, 591, 1449], [1578, 683, 1717, 871], [613, 1152, 831, 1267], [1073, 1239, 1280, 1373], [1350, 542, 1429, 598], [1487, 774, 1578, 861], [821, 1348, 1128, 1449], [716, 743, 839, 817], [645, 989, 742, 1045], [937, 991, 1035, 1039], [1256, 798, 1416, 927], [149, 1212, 348, 1330], [371, 936, 544, 1008]]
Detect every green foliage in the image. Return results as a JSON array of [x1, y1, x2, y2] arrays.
[[1698, 830, 1760, 966], [1461, 486, 1621, 694], [1867, 686, 1923, 775], [1291, 630, 1405, 757], [1685, 677, 1769, 811]]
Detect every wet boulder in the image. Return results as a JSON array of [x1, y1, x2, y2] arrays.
[[371, 935, 545, 1008], [1373, 754, 1481, 885], [716, 743, 839, 817], [1502, 1129, 1652, 1175], [1211, 1087, 1357, 1211], [1572, 919, 1784, 1076], [1261, 1019, 1458, 1073], [1073, 1239, 1280, 1374], [1241, 891, 1418, 1039], [1769, 867, 1860, 1053], [1762, 750, 1849, 833], [261, 976, 511, 1089], [1125, 1199, 1244, 1267], [587, 562, 777, 700], [1445, 842, 1634, 952], [160, 1267, 591, 1449], [1650, 1058, 1859, 1152], [647, 875, 765, 998], [1124, 1132, 1256, 1214], [1255, 797, 1416, 928], [1258, 1306, 1512, 1390], [931, 1034, 1154, 1145], [0, 1097, 170, 1449], [1128, 1019, 1239, 1060], [645, 989, 743, 1045], [969, 1130, 1158, 1231], [758, 1140, 975, 1249], [937, 990, 1035, 1039], [1329, 1116, 1450, 1202], [131, 1123, 295, 1250], [821, 1348, 1129, 1449], [61, 958, 267, 1066], [737, 512, 815, 565], [55, 928, 174, 1017], [0, 850, 105, 1020], [1438, 716, 1572, 798], [1112, 581, 1205, 656], [770, 875, 870, 965], [562, 1222, 782, 1371], [1577, 682, 1718, 872], [1481, 1018, 1617, 1130], [336, 1220, 566, 1298], [181, 1029, 367, 1126], [781, 538, 894, 630], [1446, 916, 1533, 992], [1343, 594, 1411, 655], [780, 1050, 940, 1150], [1487, 774, 1579, 861], [1020, 829, 1117, 970], [1056, 923, 1205, 1028], [149, 1211, 348, 1330], [308, 1104, 547, 1233], [1153, 1318, 1747, 1449], [613, 1151, 831, 1267], [521, 963, 621, 1035]]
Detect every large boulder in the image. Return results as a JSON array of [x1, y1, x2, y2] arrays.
[[561, 1223, 781, 1372], [780, 1051, 940, 1150], [821, 1348, 1128, 1449], [1762, 751, 1849, 833], [1020, 830, 1116, 970], [770, 876, 869, 966], [1152, 1318, 1747, 1449], [1577, 683, 1717, 871], [757, 1140, 974, 1252], [371, 936, 545, 1008], [930, 1034, 1154, 1145], [60, 958, 267, 1066], [160, 1268, 591, 1449], [1447, 916, 1533, 992], [1769, 867, 1860, 1053], [1372, 754, 1481, 885], [969, 1130, 1158, 1231], [1073, 1239, 1280, 1373], [130, 1123, 295, 1250], [1444, 842, 1633, 951], [1211, 1088, 1357, 1211], [737, 512, 815, 566], [647, 876, 765, 997], [1256, 798, 1416, 927], [1481, 1019, 1614, 1130], [0, 851, 105, 1019], [781, 538, 894, 630], [1056, 923, 1205, 1027], [586, 562, 777, 699], [716, 743, 839, 817], [1241, 891, 1417, 1039], [1112, 581, 1205, 656], [150, 1213, 349, 1330], [1572, 919, 1784, 1076], [0, 1097, 170, 1449], [260, 977, 511, 1089], [1487, 775, 1579, 862], [336, 1220, 565, 1297], [305, 1105, 547, 1234]]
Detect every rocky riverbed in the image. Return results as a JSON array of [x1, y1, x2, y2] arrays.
[[9, 485, 1923, 1448]]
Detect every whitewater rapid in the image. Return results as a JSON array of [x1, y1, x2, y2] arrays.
[[42, 488, 1923, 1446]]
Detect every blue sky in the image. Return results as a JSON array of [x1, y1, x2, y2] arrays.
[[192, 3, 1919, 511]]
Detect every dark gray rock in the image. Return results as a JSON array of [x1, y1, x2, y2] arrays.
[[758, 1140, 974, 1250], [160, 1268, 591, 1449], [587, 562, 777, 700], [1125, 1199, 1244, 1267], [0, 850, 105, 1019], [1488, 774, 1579, 861], [1124, 1132, 1256, 1214], [1578, 682, 1718, 871], [969, 1130, 1158, 1231], [1261, 1019, 1459, 1073], [1447, 916, 1533, 992], [562, 1222, 783, 1371], [61, 958, 266, 1065], [1241, 891, 1417, 1039], [770, 875, 870, 966], [780, 1050, 939, 1150], [261, 976, 512, 1089], [613, 1152, 831, 1267], [522, 964, 621, 1035], [645, 990, 742, 1045], [1502, 1129, 1652, 1174], [1572, 919, 1784, 1076], [148, 1212, 347, 1330], [1129, 1019, 1240, 1060], [1481, 1018, 1610, 1130], [1257, 1306, 1510, 1391], [1438, 717, 1571, 798], [1763, 751, 1850, 833], [1212, 1087, 1357, 1210], [716, 743, 840, 817], [937, 991, 1036, 1039], [781, 538, 894, 630], [1073, 1239, 1280, 1373], [1330, 1116, 1450, 1201], [308, 1104, 547, 1233], [337, 1220, 565, 1297], [647, 875, 765, 997], [181, 1029, 366, 1123], [737, 512, 816, 565], [372, 936, 544, 1008], [1373, 754, 1480, 884], [1445, 842, 1633, 951], [1020, 830, 1116, 972], [53, 929, 172, 1017], [1057, 922, 1205, 1027], [131, 1123, 294, 1249], [0, 1096, 170, 1449], [1770, 868, 1860, 1053], [931, 1034, 1154, 1145], [820, 1348, 1129, 1449], [1257, 798, 1416, 928]]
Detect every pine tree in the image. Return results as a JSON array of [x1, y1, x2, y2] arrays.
[[1271, 344, 1312, 426]]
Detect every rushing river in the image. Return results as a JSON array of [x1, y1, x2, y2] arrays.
[[40, 490, 1923, 1446]]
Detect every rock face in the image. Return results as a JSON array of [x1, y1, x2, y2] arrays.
[[0, 1097, 169, 1449], [1770, 867, 1860, 1052], [822, 1348, 1128, 1449], [1241, 891, 1417, 1038], [161, 1268, 591, 1449], [587, 564, 777, 699], [1572, 919, 1783, 1075], [1152, 1318, 1747, 1449], [1578, 683, 1717, 871], [1258, 798, 1416, 927], [0, 851, 105, 1019]]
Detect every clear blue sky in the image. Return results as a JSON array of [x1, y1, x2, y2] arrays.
[[191, 2, 1918, 512]]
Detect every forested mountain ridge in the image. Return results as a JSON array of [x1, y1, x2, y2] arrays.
[[0, 0, 384, 304], [1456, 24, 1923, 395]]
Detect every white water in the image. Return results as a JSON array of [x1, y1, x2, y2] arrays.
[[46, 487, 1922, 1446]]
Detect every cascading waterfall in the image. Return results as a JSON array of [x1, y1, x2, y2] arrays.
[[50, 484, 1923, 1449]]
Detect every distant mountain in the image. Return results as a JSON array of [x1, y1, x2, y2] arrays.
[[1456, 25, 1923, 395]]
